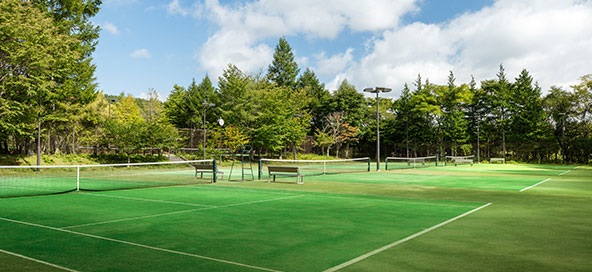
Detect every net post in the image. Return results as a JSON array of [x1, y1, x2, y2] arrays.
[[367, 157, 371, 172], [385, 157, 389, 170], [436, 154, 439, 166], [76, 166, 80, 191], [212, 159, 217, 183], [258, 159, 262, 180]]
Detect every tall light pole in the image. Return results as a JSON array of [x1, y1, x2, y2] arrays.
[[203, 101, 215, 160], [364, 87, 392, 171], [558, 112, 566, 163], [476, 117, 480, 164], [405, 116, 409, 159]]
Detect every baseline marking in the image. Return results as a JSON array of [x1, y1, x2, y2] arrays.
[[0, 248, 79, 272], [0, 217, 282, 272], [520, 178, 551, 192], [558, 170, 571, 176], [323, 202, 493, 272]]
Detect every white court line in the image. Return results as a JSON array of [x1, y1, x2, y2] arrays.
[[323, 203, 493, 272], [0, 248, 80, 272], [520, 178, 551, 192], [558, 170, 571, 176], [62, 194, 304, 229], [61, 208, 209, 229], [0, 217, 283, 272], [83, 193, 217, 208]]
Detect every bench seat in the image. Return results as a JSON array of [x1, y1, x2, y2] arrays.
[[267, 166, 304, 184], [192, 163, 224, 182]]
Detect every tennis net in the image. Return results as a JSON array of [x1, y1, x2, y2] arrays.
[[258, 157, 370, 179], [385, 156, 438, 170], [444, 155, 475, 166], [0, 160, 216, 198]]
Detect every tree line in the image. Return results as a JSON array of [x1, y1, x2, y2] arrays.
[[1, 0, 590, 164]]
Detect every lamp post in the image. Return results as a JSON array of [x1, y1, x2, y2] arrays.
[[405, 116, 409, 159], [558, 112, 566, 163], [218, 117, 224, 151], [108, 98, 117, 118], [476, 117, 480, 164], [364, 87, 392, 171], [202, 101, 215, 160]]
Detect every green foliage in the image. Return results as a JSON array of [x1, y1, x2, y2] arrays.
[[0, 0, 100, 156], [1, 16, 590, 165], [267, 37, 300, 90], [330, 79, 366, 126]]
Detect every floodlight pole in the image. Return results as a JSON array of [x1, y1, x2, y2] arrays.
[[477, 118, 480, 164], [203, 101, 215, 160], [364, 87, 392, 171], [406, 116, 409, 159], [558, 112, 566, 164]]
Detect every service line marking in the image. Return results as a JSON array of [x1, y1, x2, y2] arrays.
[[323, 202, 493, 272], [62, 194, 304, 229], [520, 178, 551, 192]]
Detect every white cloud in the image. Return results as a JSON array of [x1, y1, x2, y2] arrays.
[[314, 49, 355, 78], [195, 0, 592, 97], [102, 22, 120, 35], [167, 0, 189, 16], [196, 29, 273, 79], [345, 0, 592, 97], [130, 48, 151, 59], [204, 0, 417, 39], [197, 0, 419, 82]]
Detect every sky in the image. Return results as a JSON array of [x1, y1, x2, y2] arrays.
[[93, 0, 592, 100]]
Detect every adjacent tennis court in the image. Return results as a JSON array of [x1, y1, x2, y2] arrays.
[[305, 163, 571, 191], [1, 161, 590, 271]]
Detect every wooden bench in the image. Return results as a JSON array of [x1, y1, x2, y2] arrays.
[[267, 166, 304, 184], [490, 157, 505, 164], [192, 163, 224, 182], [454, 159, 474, 166]]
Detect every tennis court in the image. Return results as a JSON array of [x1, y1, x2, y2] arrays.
[[305, 163, 572, 191], [1, 161, 591, 271]]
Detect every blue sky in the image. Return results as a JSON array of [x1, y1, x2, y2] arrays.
[[93, 0, 592, 99]]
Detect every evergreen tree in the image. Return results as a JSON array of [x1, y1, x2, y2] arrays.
[[329, 79, 366, 127], [163, 85, 189, 128], [217, 64, 254, 132], [297, 68, 330, 134], [508, 69, 546, 160], [267, 37, 300, 90]]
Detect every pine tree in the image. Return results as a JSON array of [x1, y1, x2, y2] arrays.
[[267, 37, 300, 90]]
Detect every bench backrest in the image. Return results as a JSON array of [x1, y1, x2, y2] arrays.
[[268, 166, 299, 173], [192, 164, 214, 170], [455, 159, 473, 163]]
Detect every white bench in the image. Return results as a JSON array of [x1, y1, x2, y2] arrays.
[[267, 166, 304, 184], [490, 158, 505, 164], [192, 163, 224, 182], [454, 159, 474, 166]]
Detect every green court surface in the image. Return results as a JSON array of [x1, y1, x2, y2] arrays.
[[301, 164, 573, 191], [1, 163, 591, 271]]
